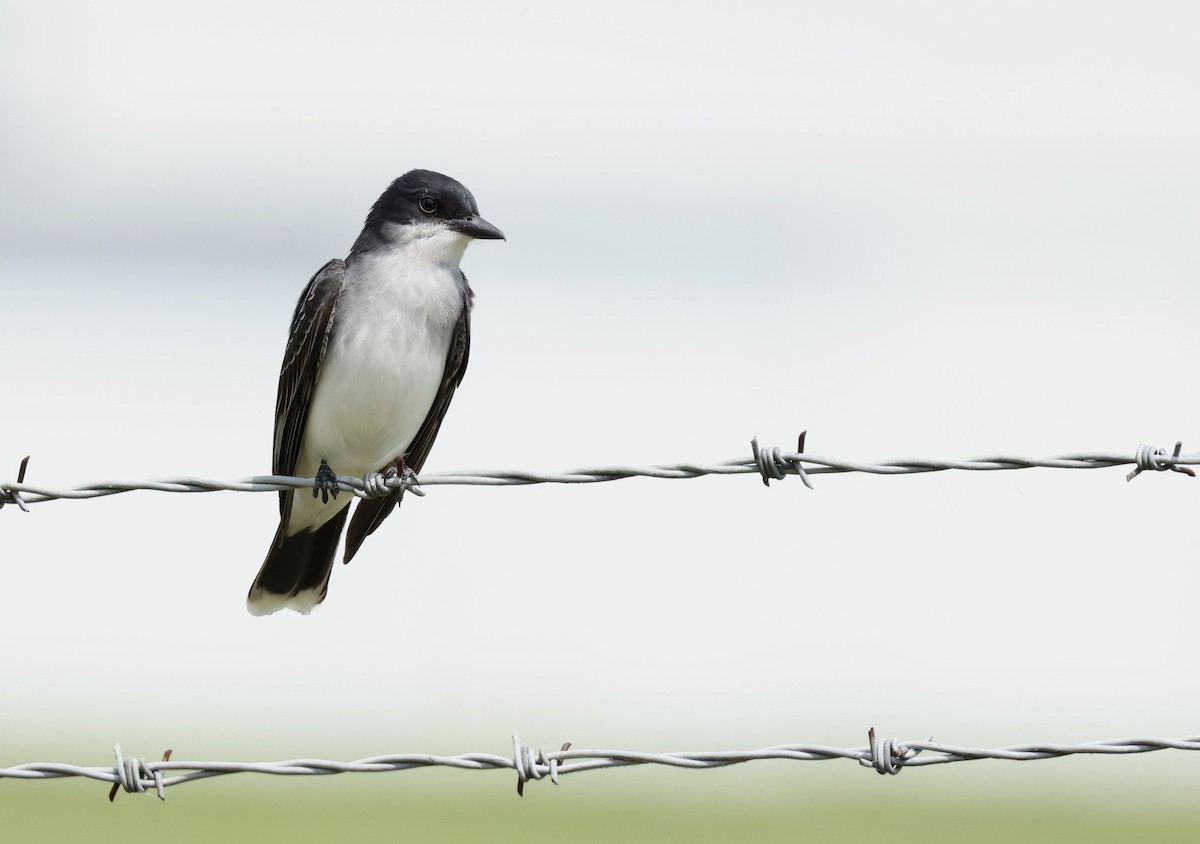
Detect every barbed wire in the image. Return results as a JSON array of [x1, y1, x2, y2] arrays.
[[1, 438, 1194, 511], [3, 441, 1196, 801], [3, 731, 1198, 801]]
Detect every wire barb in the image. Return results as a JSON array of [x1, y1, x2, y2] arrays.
[[512, 732, 569, 795], [359, 465, 425, 501], [1126, 441, 1196, 482], [0, 455, 30, 511], [108, 743, 167, 802], [860, 727, 926, 775], [360, 467, 398, 499], [751, 432, 814, 489]]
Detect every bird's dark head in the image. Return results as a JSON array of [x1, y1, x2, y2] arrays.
[[363, 169, 505, 244]]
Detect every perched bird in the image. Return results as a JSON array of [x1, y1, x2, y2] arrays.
[[247, 170, 504, 615]]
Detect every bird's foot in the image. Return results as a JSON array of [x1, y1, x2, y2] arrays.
[[393, 456, 425, 503], [313, 459, 340, 503], [398, 464, 424, 499]]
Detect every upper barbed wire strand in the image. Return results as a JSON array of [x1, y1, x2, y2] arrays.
[[0, 440, 1195, 508]]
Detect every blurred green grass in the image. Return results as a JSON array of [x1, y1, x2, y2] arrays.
[[5, 770, 1200, 843]]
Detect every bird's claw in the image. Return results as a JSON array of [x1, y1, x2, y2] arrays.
[[313, 460, 340, 504], [398, 465, 423, 499]]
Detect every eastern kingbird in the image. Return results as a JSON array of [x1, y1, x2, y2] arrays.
[[247, 170, 504, 616]]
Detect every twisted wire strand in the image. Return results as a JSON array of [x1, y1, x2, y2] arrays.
[[1, 439, 1194, 508], [4, 733, 1199, 799]]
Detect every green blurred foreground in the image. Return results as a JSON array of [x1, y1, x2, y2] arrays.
[[4, 772, 1199, 843]]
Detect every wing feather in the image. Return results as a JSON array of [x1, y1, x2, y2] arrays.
[[273, 259, 345, 517]]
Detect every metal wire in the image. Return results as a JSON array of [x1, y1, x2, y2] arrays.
[[2, 439, 1195, 800], [1, 438, 1194, 508], [3, 731, 1199, 800]]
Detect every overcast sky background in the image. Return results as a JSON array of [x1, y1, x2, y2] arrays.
[[1, 0, 1198, 786]]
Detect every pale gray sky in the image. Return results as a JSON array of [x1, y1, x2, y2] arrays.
[[1, 0, 1198, 766]]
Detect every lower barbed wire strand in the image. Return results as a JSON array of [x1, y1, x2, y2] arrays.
[[3, 734, 1200, 798]]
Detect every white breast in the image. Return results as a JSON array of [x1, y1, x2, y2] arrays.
[[286, 226, 469, 534]]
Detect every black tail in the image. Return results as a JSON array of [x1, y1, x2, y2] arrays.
[[247, 507, 350, 616]]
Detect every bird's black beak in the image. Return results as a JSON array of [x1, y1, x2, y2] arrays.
[[450, 215, 506, 241]]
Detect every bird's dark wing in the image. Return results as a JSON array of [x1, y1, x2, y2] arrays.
[[342, 283, 473, 562], [402, 287, 473, 473], [273, 259, 345, 517]]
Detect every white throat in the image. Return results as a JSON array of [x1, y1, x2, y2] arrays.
[[380, 221, 471, 268]]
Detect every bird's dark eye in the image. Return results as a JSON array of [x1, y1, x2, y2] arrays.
[[418, 196, 438, 215]]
